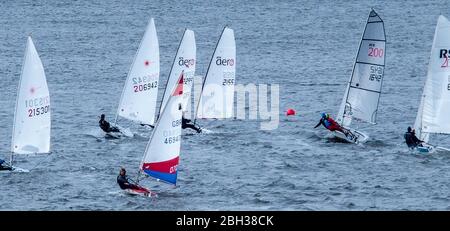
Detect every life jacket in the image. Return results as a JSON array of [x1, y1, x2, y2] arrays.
[[324, 117, 338, 129]]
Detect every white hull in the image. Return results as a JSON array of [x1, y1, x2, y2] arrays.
[[413, 144, 450, 153], [105, 132, 122, 139], [0, 166, 29, 173], [332, 128, 369, 144], [414, 144, 435, 154], [104, 125, 134, 139], [436, 146, 450, 152], [124, 188, 157, 198]]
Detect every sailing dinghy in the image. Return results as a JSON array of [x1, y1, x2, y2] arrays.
[[194, 26, 235, 127], [124, 71, 184, 197], [413, 15, 450, 153], [334, 10, 386, 143], [1, 36, 51, 173], [112, 18, 160, 138]]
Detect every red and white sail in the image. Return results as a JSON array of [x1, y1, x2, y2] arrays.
[[140, 72, 184, 185], [160, 29, 196, 115]]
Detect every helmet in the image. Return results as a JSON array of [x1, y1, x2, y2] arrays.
[[407, 126, 412, 132], [321, 113, 327, 119], [100, 114, 105, 119]]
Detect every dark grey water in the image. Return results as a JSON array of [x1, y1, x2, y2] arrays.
[[2, 0, 450, 210]]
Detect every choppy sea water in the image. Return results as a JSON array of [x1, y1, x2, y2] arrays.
[[1, 0, 450, 210]]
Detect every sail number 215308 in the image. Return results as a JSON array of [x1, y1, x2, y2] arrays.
[[25, 96, 50, 118]]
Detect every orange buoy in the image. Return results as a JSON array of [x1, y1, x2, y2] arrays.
[[286, 108, 296, 116]]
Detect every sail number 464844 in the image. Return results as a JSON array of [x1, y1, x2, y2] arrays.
[[164, 135, 180, 144]]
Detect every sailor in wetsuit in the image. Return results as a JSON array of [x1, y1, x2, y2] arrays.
[[117, 167, 140, 190], [182, 114, 201, 133], [314, 113, 349, 134], [404, 127, 423, 149], [0, 159, 12, 171], [99, 114, 120, 133]]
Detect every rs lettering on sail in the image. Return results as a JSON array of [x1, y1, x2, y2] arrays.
[[440, 49, 449, 67]]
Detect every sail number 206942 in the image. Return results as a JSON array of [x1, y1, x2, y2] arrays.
[[132, 75, 158, 93]]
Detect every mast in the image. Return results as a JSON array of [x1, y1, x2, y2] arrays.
[[374, 12, 387, 124], [337, 12, 371, 125], [193, 26, 228, 124]]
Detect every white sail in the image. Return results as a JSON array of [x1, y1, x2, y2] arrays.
[[140, 72, 184, 185], [196, 27, 235, 119], [159, 29, 196, 115], [11, 36, 51, 155], [337, 10, 386, 127], [414, 15, 450, 141], [117, 18, 160, 125]]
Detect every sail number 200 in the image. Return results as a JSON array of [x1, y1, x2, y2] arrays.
[[368, 47, 384, 57]]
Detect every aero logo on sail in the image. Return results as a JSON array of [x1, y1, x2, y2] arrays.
[[178, 57, 195, 68], [216, 56, 234, 66]]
